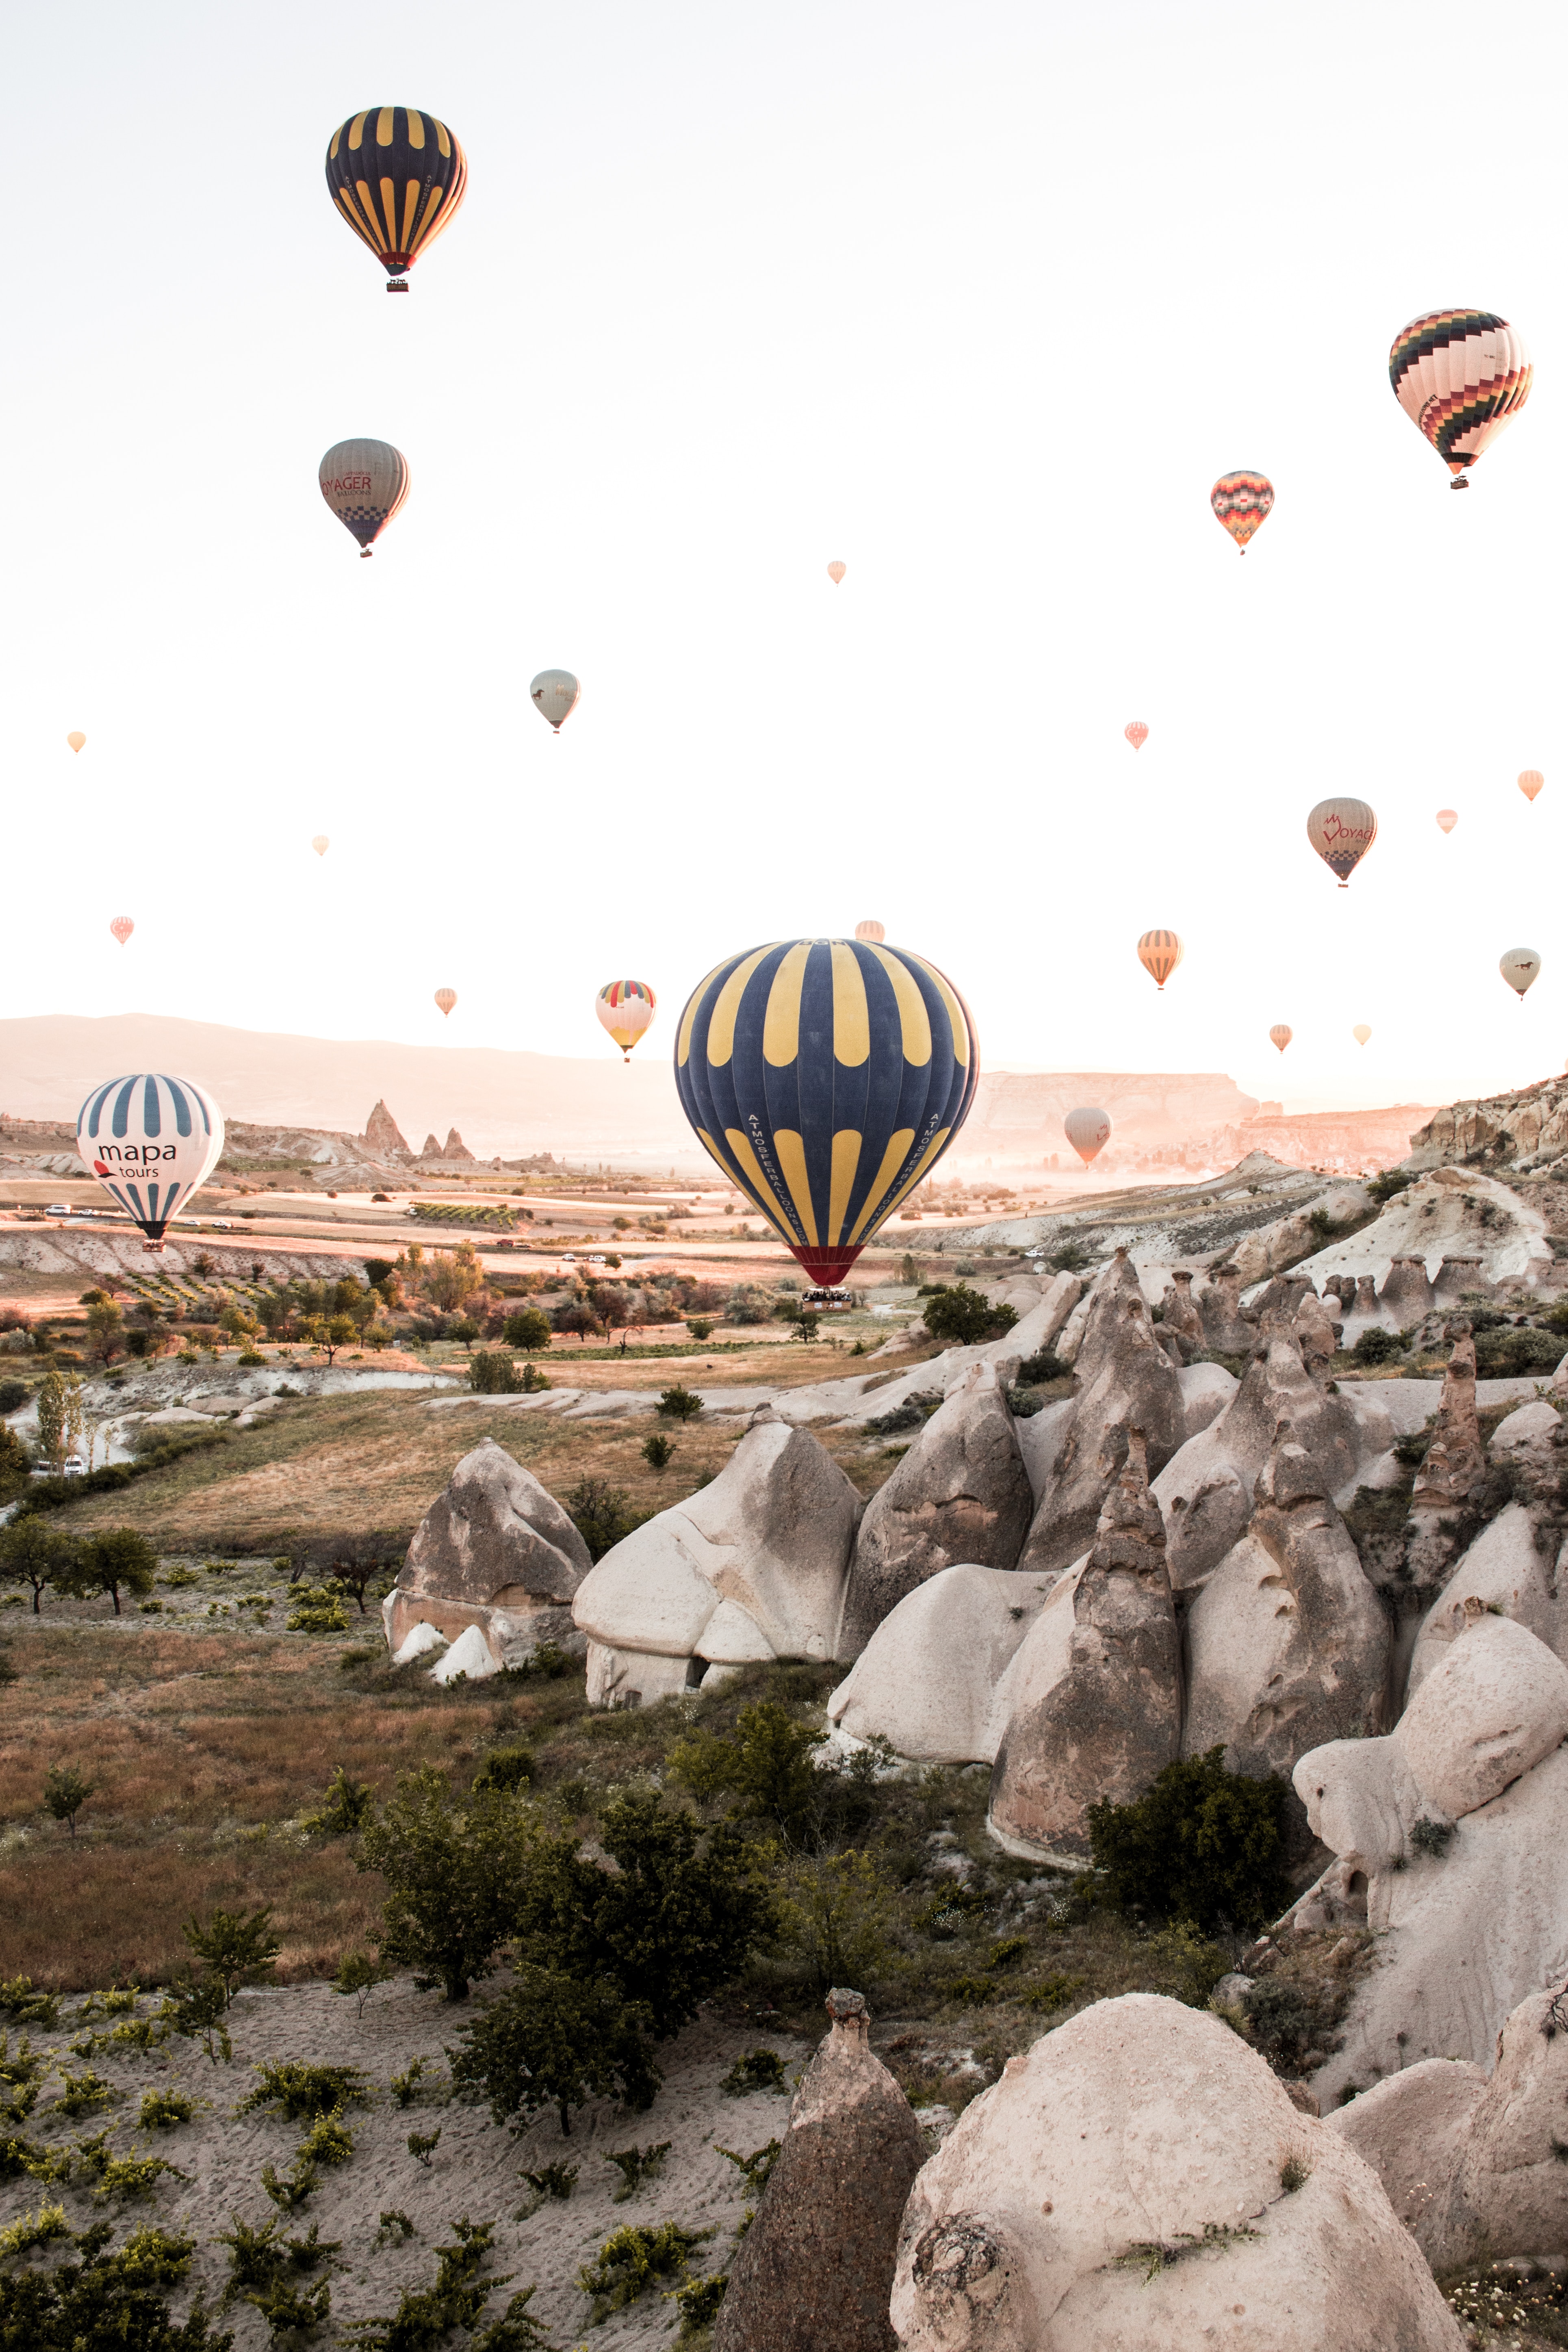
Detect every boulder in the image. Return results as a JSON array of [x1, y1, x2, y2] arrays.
[[1408, 1504, 1568, 1684], [1182, 1417, 1390, 1781], [389, 1439, 591, 1664], [995, 1274, 1082, 1367], [1392, 1612, 1568, 1818], [1176, 1360, 1237, 1442], [989, 1428, 1180, 1859], [1490, 1397, 1562, 1454], [838, 1363, 1031, 1659], [715, 1988, 923, 2352], [826, 1565, 1053, 1764], [584, 1644, 701, 1708], [889, 1993, 1462, 2352], [1198, 1262, 1252, 1353]]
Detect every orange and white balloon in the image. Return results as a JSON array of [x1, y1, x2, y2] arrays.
[[434, 988, 457, 1018], [311, 835, 330, 857], [1518, 770, 1544, 803], [1501, 948, 1541, 999], [827, 561, 846, 584], [1125, 720, 1148, 751], [1137, 930, 1184, 992], [1269, 1024, 1292, 1053], [1436, 809, 1458, 833], [596, 979, 656, 1063], [854, 919, 885, 943], [109, 917, 134, 948], [1353, 1024, 1372, 1046], [67, 731, 86, 753]]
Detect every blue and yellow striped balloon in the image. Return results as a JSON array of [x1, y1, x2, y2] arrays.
[[674, 938, 978, 1287]]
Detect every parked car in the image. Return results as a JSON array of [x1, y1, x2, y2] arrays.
[[45, 1203, 71, 1217], [61, 1454, 87, 1476]]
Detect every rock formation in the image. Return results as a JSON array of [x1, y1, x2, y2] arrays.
[[988, 1428, 1180, 1859], [1405, 1325, 1484, 1586], [388, 1438, 591, 1664], [889, 1994, 1462, 2352], [420, 1133, 442, 1158], [826, 1566, 1052, 1764], [1197, 1261, 1252, 1353], [837, 1363, 1032, 1659], [1292, 1287, 1339, 1381], [1432, 1254, 1486, 1302], [363, 1099, 410, 1158], [443, 1127, 475, 1161], [715, 1988, 923, 2352], [1383, 1254, 1435, 1323], [1158, 1269, 1204, 1362], [1407, 1501, 1568, 1685], [1290, 1165, 1551, 1294]]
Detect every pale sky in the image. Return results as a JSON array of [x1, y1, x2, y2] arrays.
[[3, 0, 1564, 1122]]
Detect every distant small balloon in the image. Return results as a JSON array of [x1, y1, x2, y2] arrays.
[[1211, 471, 1274, 553], [109, 917, 134, 948], [1518, 769, 1544, 803], [67, 731, 86, 753], [1269, 1024, 1292, 1053], [596, 979, 656, 1063], [1353, 1024, 1372, 1046], [1137, 930, 1184, 992], [311, 835, 329, 857], [434, 988, 457, 1018], [1125, 721, 1148, 751], [854, 919, 885, 943], [530, 670, 580, 732], [1307, 797, 1377, 887], [827, 560, 846, 584], [1501, 947, 1541, 999], [319, 438, 410, 555], [1064, 1107, 1111, 1166], [1436, 809, 1458, 833]]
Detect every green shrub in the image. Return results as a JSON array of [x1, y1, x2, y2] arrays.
[[1087, 1747, 1291, 1934], [341, 2218, 546, 2350], [0, 2221, 211, 2349], [450, 1966, 660, 2134], [1016, 1349, 1067, 1384], [356, 1770, 541, 2001], [1365, 1169, 1413, 1204], [469, 1350, 523, 1394], [605, 2140, 669, 2200], [775, 1849, 895, 1993], [471, 1748, 535, 1795], [406, 2128, 440, 2165], [666, 1701, 826, 1840], [579, 2222, 711, 2319], [137, 2091, 194, 2131], [183, 1907, 279, 2007], [52, 2069, 114, 2116], [520, 2161, 577, 2201], [669, 2270, 729, 2338], [42, 1764, 95, 1838], [642, 1433, 676, 1471], [921, 1284, 1017, 1346], [1351, 1327, 1403, 1365], [332, 1951, 393, 2016], [502, 1308, 553, 1353], [656, 1384, 704, 1421], [718, 2049, 787, 2098], [301, 1766, 375, 1836], [1474, 1324, 1562, 1376], [237, 2062, 368, 2124], [286, 1584, 350, 1634]]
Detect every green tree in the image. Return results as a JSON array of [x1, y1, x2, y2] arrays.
[[85, 1298, 125, 1364], [182, 1906, 281, 2007], [722, 1284, 771, 1326], [451, 1316, 481, 1351], [450, 1966, 661, 2134], [667, 1702, 826, 1843], [920, 1284, 1017, 1346], [1087, 1746, 1292, 1935], [217, 1300, 259, 1347], [35, 1368, 83, 1473], [553, 1300, 604, 1345], [0, 1423, 30, 1506], [256, 1289, 292, 1338], [502, 1306, 552, 1352], [356, 1771, 539, 2002], [59, 1529, 158, 1616], [469, 1350, 521, 1394], [42, 1761, 96, 1838], [564, 1477, 640, 1561], [775, 1849, 896, 1994], [0, 1519, 78, 1612], [423, 1243, 484, 1315], [655, 1385, 704, 1422], [641, 1433, 675, 1472]]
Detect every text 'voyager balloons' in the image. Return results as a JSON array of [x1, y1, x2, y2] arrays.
[[1137, 930, 1184, 992], [1389, 311, 1531, 488], [1064, 1107, 1111, 1166], [325, 108, 467, 291], [320, 440, 410, 556], [854, 920, 885, 943], [1436, 809, 1458, 834], [1307, 797, 1377, 887], [77, 1074, 224, 1249], [596, 980, 657, 1063], [1353, 1024, 1372, 1046], [109, 917, 134, 948], [674, 936, 978, 1289], [530, 671, 580, 732], [1501, 948, 1541, 1000], [1210, 472, 1273, 553], [1269, 1024, 1292, 1054], [827, 561, 846, 584], [434, 988, 457, 1018], [1518, 770, 1544, 804], [312, 836, 330, 857], [1124, 721, 1148, 751], [67, 731, 85, 753]]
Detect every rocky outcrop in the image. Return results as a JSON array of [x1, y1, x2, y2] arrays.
[[420, 1134, 442, 1158], [1197, 1261, 1251, 1353], [1394, 1611, 1568, 1818], [1408, 1070, 1568, 1172], [1382, 1255, 1435, 1324], [826, 1566, 1052, 1764], [1292, 1288, 1339, 1381], [889, 1994, 1462, 2352], [988, 1428, 1180, 1859], [1405, 1326, 1486, 1587], [716, 1988, 923, 2352], [388, 1438, 591, 1664], [837, 1363, 1032, 1659], [362, 1099, 411, 1159], [442, 1127, 475, 1161], [1432, 1254, 1487, 1302], [1158, 1270, 1204, 1362], [1289, 1166, 1551, 1293], [1408, 1503, 1568, 1686]]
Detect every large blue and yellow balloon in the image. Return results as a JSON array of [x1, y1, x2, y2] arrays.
[[674, 937, 978, 1287]]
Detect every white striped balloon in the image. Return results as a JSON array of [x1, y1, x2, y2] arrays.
[[76, 1073, 225, 1246]]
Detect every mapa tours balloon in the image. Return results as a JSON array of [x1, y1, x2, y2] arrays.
[[312, 836, 329, 857], [1125, 721, 1148, 751], [674, 936, 978, 1288], [1519, 770, 1544, 803], [434, 988, 457, 1018], [530, 670, 580, 732], [325, 107, 467, 291], [1501, 948, 1541, 999], [1389, 311, 1531, 488], [67, 731, 85, 753], [1307, 797, 1377, 886], [827, 561, 846, 584], [596, 979, 656, 1063], [77, 1073, 224, 1250], [1436, 809, 1458, 833], [1137, 930, 1184, 991], [1269, 1024, 1292, 1053], [854, 920, 885, 943], [109, 917, 134, 948], [1211, 472, 1274, 553], [319, 439, 409, 555], [1353, 1024, 1372, 1046], [1064, 1107, 1111, 1166]]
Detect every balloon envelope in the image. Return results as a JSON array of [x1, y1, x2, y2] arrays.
[[66, 731, 85, 753], [1269, 1024, 1292, 1053], [1436, 809, 1458, 833], [596, 979, 657, 1061], [1389, 311, 1531, 485], [1501, 948, 1541, 998], [1307, 797, 1377, 885], [324, 107, 467, 287], [109, 917, 134, 947], [319, 439, 410, 554], [1518, 770, 1544, 803], [827, 561, 846, 584], [1124, 721, 1148, 751], [1137, 930, 1184, 990], [1064, 1107, 1111, 1166], [77, 1073, 224, 1246], [1353, 1024, 1372, 1046], [311, 835, 330, 857], [674, 936, 978, 1288], [434, 988, 457, 1017], [530, 670, 580, 731], [854, 920, 885, 943], [1211, 471, 1274, 552]]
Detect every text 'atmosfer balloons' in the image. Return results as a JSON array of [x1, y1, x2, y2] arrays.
[[1436, 809, 1458, 834], [596, 980, 657, 1063], [674, 935, 978, 1289], [1064, 1107, 1111, 1166], [1210, 472, 1273, 552], [1518, 770, 1544, 803], [1389, 310, 1531, 488], [319, 439, 410, 555], [1125, 721, 1148, 751], [1137, 931, 1184, 991], [530, 671, 580, 732], [324, 107, 467, 291], [1307, 798, 1377, 887], [1269, 1025, 1292, 1054], [1501, 948, 1541, 1000], [77, 1074, 224, 1249], [434, 989, 457, 1018]]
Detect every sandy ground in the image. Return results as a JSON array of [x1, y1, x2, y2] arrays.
[[0, 1974, 810, 2346]]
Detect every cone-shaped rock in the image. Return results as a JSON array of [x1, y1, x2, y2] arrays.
[[363, 1099, 410, 1158], [1198, 1263, 1252, 1354], [1159, 1269, 1204, 1363], [1383, 1254, 1435, 1323], [1406, 1325, 1485, 1589], [388, 1437, 591, 1662], [1292, 1288, 1339, 1382], [442, 1126, 476, 1161], [714, 1988, 924, 2352]]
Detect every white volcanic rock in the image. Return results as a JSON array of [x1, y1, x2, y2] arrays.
[[826, 1565, 1054, 1765], [390, 1438, 591, 1664], [1392, 1612, 1568, 1817], [1489, 1397, 1562, 1453], [1289, 1167, 1551, 1292], [428, 1623, 500, 1684], [1407, 1503, 1568, 1688]]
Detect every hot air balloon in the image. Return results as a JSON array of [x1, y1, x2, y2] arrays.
[[1389, 311, 1531, 488], [109, 917, 134, 948], [1307, 797, 1377, 886], [1064, 1107, 1111, 1166], [67, 731, 85, 753], [77, 1073, 224, 1250], [324, 108, 467, 291], [1125, 721, 1148, 751], [1501, 948, 1541, 999], [1211, 472, 1274, 553], [1519, 770, 1544, 803], [1269, 1024, 1292, 1053], [1137, 931, 1184, 991], [827, 561, 846, 584], [1436, 809, 1458, 833], [1353, 1024, 1372, 1046], [434, 988, 457, 1018], [530, 671, 580, 732], [596, 979, 656, 1063], [674, 936, 978, 1288], [319, 440, 409, 555], [312, 836, 330, 857], [854, 920, 885, 943]]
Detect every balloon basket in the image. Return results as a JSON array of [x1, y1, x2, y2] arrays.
[[386, 279, 410, 294], [141, 1241, 165, 1255], [1451, 477, 1469, 490], [360, 549, 373, 559]]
